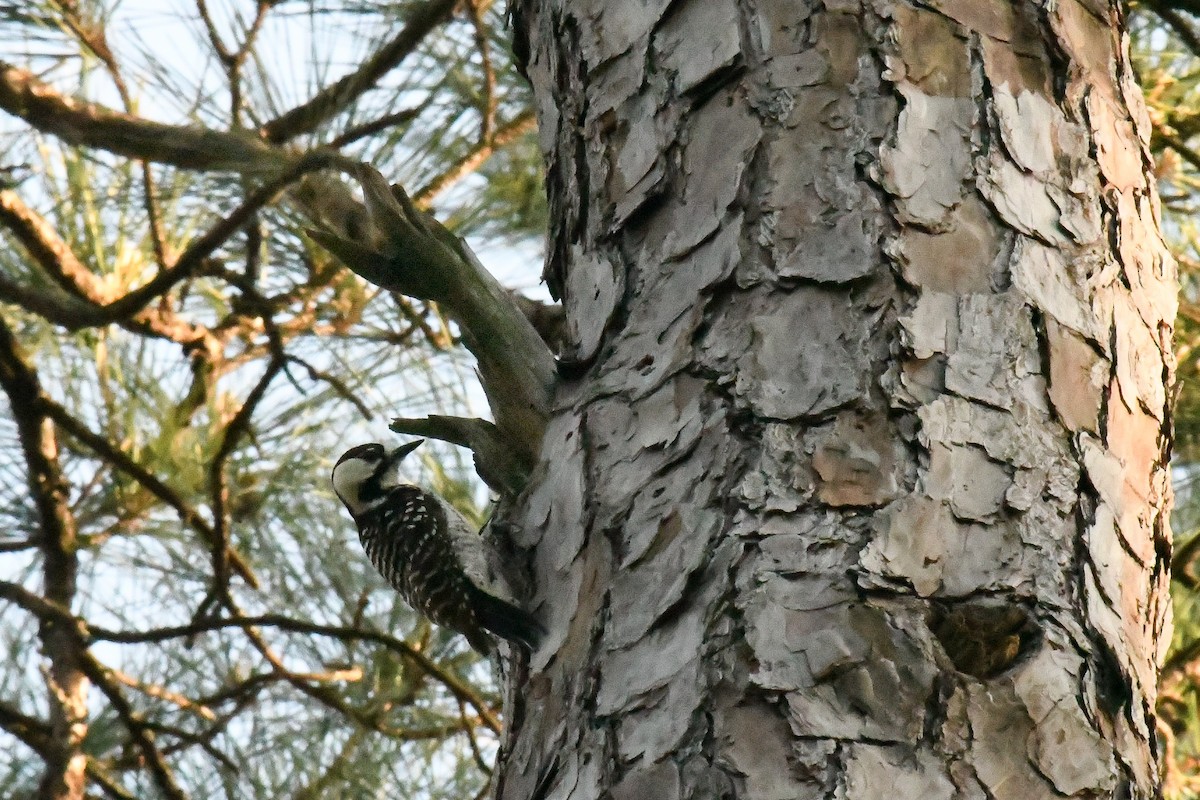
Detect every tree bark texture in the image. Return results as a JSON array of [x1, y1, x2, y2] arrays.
[[503, 0, 1175, 798]]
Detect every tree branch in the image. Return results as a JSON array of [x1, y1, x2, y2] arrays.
[[204, 320, 286, 599], [0, 61, 284, 172], [0, 313, 89, 798], [76, 650, 190, 800], [90, 613, 500, 734], [390, 415, 527, 494], [0, 698, 52, 756], [413, 112, 536, 205], [0, 151, 343, 337], [310, 165, 555, 484], [87, 758, 142, 800]]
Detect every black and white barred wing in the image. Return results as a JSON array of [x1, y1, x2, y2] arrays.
[[440, 504, 516, 601], [358, 486, 545, 651], [436, 502, 546, 650], [358, 488, 475, 627]]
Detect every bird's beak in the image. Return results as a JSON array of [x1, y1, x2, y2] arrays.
[[386, 439, 424, 467]]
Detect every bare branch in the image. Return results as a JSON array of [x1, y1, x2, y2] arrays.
[[0, 150, 344, 335], [90, 613, 501, 734], [0, 698, 52, 756], [205, 330, 286, 596], [77, 651, 190, 800], [310, 165, 554, 483], [108, 669, 217, 722], [0, 580, 83, 632], [465, 0, 498, 142], [0, 61, 284, 171], [1144, 0, 1200, 55], [197, 0, 274, 123], [87, 759, 141, 800], [0, 537, 37, 552], [285, 354, 374, 420], [0, 189, 95, 297], [328, 106, 424, 149], [390, 415, 527, 494]]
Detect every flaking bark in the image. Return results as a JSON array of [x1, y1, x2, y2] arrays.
[[500, 0, 1174, 798]]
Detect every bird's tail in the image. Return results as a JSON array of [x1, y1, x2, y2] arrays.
[[469, 585, 547, 651]]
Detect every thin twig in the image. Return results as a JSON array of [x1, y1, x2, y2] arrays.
[[86, 759, 139, 800], [466, 0, 497, 142], [90, 613, 501, 733], [329, 107, 424, 149], [414, 112, 536, 205], [260, 0, 458, 143], [204, 306, 287, 599], [41, 395, 260, 587], [108, 668, 217, 721], [458, 697, 494, 776], [285, 354, 374, 419], [1145, 0, 1200, 55]]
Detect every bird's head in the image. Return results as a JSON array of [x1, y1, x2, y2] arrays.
[[332, 439, 423, 516]]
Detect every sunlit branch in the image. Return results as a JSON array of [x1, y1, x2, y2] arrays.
[[0, 152, 345, 334], [108, 669, 217, 721], [0, 313, 88, 798]]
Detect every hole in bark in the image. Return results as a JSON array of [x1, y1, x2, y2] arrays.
[[927, 599, 1041, 680], [1092, 639, 1132, 717]]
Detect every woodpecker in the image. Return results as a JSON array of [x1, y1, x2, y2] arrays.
[[331, 440, 544, 653]]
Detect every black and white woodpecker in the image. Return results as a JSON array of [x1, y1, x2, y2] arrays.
[[332, 440, 544, 654]]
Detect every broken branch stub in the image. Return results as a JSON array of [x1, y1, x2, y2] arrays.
[[310, 164, 555, 484], [389, 415, 531, 495]]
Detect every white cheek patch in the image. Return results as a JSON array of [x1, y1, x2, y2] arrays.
[[332, 459, 379, 513]]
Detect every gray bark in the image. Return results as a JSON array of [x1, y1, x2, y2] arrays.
[[501, 0, 1174, 798]]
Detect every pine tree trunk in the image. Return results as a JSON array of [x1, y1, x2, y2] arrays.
[[501, 1, 1174, 797]]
